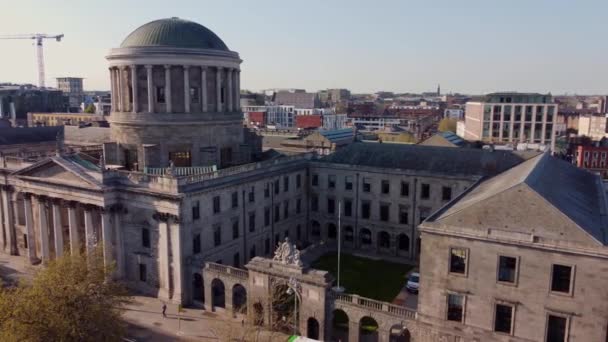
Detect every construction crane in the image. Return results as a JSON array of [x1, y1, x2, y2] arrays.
[[0, 33, 64, 88]]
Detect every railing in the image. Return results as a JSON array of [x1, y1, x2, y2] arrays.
[[144, 165, 217, 176], [205, 262, 249, 280], [332, 291, 416, 320]]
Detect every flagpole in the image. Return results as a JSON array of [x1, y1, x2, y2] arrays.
[[334, 200, 344, 293]]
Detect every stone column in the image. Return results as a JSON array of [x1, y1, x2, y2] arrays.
[[37, 196, 50, 264], [235, 70, 240, 111], [112, 205, 126, 278], [109, 68, 116, 111], [216, 67, 222, 112], [23, 193, 37, 263], [156, 213, 171, 300], [348, 320, 359, 342], [67, 202, 79, 255], [84, 206, 95, 255], [100, 208, 112, 268], [226, 68, 233, 112], [52, 199, 63, 258], [116, 67, 124, 112], [183, 65, 190, 113], [145, 65, 154, 113], [131, 65, 139, 113], [171, 217, 184, 303], [164, 65, 172, 113], [1, 186, 16, 255], [201, 67, 208, 112]]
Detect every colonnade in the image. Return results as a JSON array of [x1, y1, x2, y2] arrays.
[[0, 185, 125, 277], [108, 64, 240, 114]]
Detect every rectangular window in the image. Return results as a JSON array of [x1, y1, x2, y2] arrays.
[[284, 176, 289, 192], [283, 200, 289, 219], [345, 175, 353, 190], [399, 208, 408, 225], [192, 201, 200, 220], [344, 199, 352, 217], [23, 234, 28, 249], [401, 182, 409, 197], [213, 195, 221, 214], [494, 304, 513, 334], [363, 177, 371, 192], [328, 175, 336, 188], [442, 186, 452, 201], [421, 184, 430, 199], [296, 174, 301, 188], [546, 314, 567, 342], [327, 198, 336, 214], [264, 207, 270, 226], [249, 186, 255, 202], [311, 194, 319, 212], [498, 256, 517, 283], [232, 220, 239, 239], [447, 294, 464, 322], [274, 204, 280, 222], [156, 87, 165, 103], [249, 212, 256, 232], [312, 174, 319, 186], [193, 234, 201, 254], [190, 87, 199, 103], [232, 191, 238, 208], [551, 264, 573, 294], [449, 248, 467, 275], [381, 180, 390, 194], [142, 228, 150, 248], [361, 202, 371, 219], [380, 204, 389, 221], [296, 198, 302, 214], [139, 263, 147, 282], [213, 225, 221, 247], [264, 183, 270, 198], [274, 179, 279, 194]]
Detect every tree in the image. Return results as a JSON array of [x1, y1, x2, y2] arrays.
[[84, 103, 96, 114], [0, 248, 131, 341], [438, 118, 457, 132]]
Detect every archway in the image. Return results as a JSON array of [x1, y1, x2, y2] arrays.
[[360, 228, 372, 246], [398, 234, 410, 252], [253, 302, 264, 326], [378, 231, 390, 249], [332, 309, 349, 342], [232, 284, 247, 314], [192, 273, 203, 302], [389, 324, 410, 342], [328, 223, 337, 240], [311, 221, 321, 238], [271, 284, 296, 334], [307, 317, 320, 340], [344, 226, 354, 243], [211, 278, 225, 309], [359, 316, 379, 342]]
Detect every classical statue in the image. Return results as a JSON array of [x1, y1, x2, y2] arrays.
[[273, 238, 303, 267]]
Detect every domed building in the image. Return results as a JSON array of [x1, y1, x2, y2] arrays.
[[106, 17, 246, 169]]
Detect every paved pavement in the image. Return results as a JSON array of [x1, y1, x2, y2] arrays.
[[391, 269, 418, 310]]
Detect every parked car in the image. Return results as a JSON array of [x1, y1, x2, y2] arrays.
[[406, 272, 420, 293]]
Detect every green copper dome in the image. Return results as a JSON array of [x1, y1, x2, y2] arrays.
[[120, 17, 229, 50]]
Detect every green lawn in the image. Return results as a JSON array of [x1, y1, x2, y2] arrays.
[[311, 253, 412, 302]]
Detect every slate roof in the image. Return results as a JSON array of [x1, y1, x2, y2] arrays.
[[274, 92, 318, 109], [120, 18, 229, 51], [319, 128, 354, 145], [0, 126, 62, 145], [319, 142, 524, 176], [429, 153, 608, 245], [439, 131, 465, 146]]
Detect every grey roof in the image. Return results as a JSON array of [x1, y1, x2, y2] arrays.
[[430, 153, 608, 245], [319, 128, 355, 145], [0, 126, 62, 145], [274, 92, 318, 109], [439, 131, 465, 146], [319, 142, 524, 176], [120, 18, 229, 50]]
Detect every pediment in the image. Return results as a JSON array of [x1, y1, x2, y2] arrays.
[[12, 158, 101, 188]]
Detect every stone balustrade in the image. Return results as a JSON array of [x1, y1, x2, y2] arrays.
[[205, 262, 249, 280], [332, 291, 416, 320]]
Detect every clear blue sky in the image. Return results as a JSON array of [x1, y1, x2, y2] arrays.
[[1, 0, 606, 94]]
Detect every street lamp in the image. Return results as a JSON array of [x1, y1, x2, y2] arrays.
[[286, 277, 302, 337]]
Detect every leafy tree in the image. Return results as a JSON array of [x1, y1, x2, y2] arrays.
[[438, 118, 457, 132], [0, 248, 131, 342], [84, 103, 96, 114]]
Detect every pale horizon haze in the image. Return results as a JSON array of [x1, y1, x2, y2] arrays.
[[1, 0, 607, 95]]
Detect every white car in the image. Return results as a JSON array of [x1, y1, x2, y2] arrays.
[[406, 272, 420, 293]]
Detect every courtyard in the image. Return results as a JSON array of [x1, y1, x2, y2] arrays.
[[311, 252, 413, 302]]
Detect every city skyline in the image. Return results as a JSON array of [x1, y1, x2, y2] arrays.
[[1, 0, 607, 94]]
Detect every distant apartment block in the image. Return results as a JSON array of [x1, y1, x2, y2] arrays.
[[574, 145, 608, 178], [577, 114, 608, 140], [464, 92, 558, 150]]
